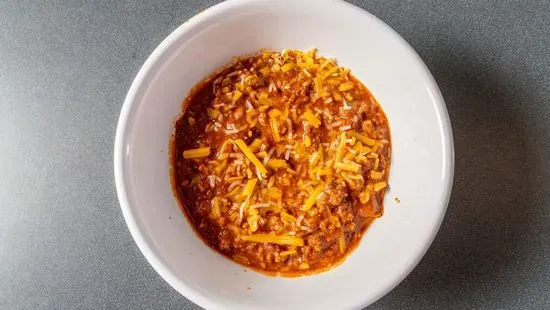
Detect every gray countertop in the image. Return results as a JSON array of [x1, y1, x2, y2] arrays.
[[1, 0, 549, 309]]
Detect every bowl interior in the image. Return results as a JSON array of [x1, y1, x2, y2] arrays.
[[115, 0, 453, 309]]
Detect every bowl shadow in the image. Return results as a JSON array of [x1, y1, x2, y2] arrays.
[[369, 44, 540, 308]]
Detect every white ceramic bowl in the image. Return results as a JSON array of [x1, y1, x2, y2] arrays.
[[114, 0, 454, 309]]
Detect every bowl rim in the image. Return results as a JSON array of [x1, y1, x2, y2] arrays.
[[114, 0, 455, 308]]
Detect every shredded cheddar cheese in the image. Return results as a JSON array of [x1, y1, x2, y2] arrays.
[[234, 139, 268, 177], [241, 234, 304, 246], [183, 147, 211, 159]]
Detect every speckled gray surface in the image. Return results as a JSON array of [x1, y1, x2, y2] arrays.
[[1, 0, 549, 309]]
